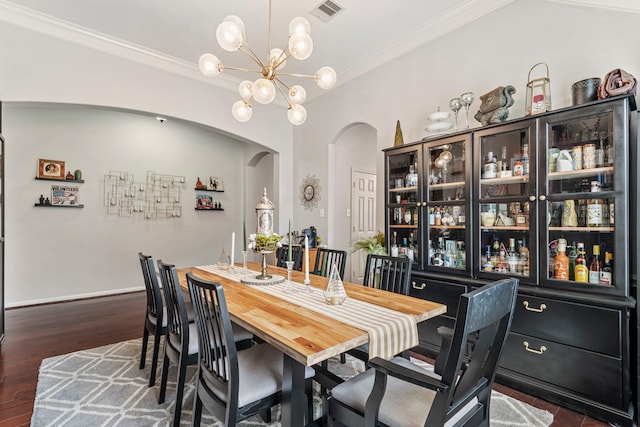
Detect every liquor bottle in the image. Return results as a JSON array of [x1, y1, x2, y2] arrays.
[[507, 238, 519, 273], [567, 242, 578, 281], [429, 207, 435, 225], [589, 245, 602, 284], [444, 241, 455, 267], [407, 232, 415, 262], [391, 231, 399, 257], [400, 237, 408, 256], [574, 242, 589, 283], [434, 237, 445, 266], [554, 238, 570, 280], [483, 245, 493, 271], [587, 181, 604, 227], [456, 241, 465, 268], [428, 240, 435, 265], [519, 238, 530, 277], [521, 142, 530, 176], [435, 207, 442, 225], [600, 251, 613, 285]]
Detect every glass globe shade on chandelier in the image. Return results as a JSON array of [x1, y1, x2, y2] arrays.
[[198, 0, 337, 126]]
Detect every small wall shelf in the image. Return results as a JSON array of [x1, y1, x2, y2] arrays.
[[35, 203, 84, 208], [36, 177, 85, 184], [194, 188, 224, 193], [195, 207, 224, 211]]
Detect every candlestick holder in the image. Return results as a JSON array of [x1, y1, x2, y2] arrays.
[[283, 261, 300, 294], [242, 250, 248, 273]]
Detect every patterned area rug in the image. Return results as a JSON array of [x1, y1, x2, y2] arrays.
[[31, 339, 553, 426]]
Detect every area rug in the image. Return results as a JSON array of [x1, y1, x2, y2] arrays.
[[31, 339, 553, 426]]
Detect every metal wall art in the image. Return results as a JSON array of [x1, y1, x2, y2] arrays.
[[104, 170, 185, 219], [299, 174, 322, 211]]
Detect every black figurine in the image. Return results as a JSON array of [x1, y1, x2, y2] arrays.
[[45, 197, 51, 205], [39, 194, 45, 205]]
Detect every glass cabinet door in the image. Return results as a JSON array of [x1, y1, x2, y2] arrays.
[[474, 121, 537, 283], [423, 135, 471, 275], [386, 145, 422, 269], [539, 100, 629, 296]]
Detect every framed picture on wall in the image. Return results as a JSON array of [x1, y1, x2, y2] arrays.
[[51, 185, 79, 205], [196, 194, 213, 210], [37, 158, 65, 180], [208, 176, 224, 192]]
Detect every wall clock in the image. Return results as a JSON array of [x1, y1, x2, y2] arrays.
[[299, 174, 322, 211]]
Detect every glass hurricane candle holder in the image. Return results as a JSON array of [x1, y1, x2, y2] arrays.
[[242, 250, 248, 273], [283, 260, 300, 294], [460, 92, 474, 129]]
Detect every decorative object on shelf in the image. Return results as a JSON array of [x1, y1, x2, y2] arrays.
[[195, 177, 203, 189], [39, 194, 45, 205], [525, 62, 551, 115], [74, 169, 82, 181], [208, 176, 224, 192], [104, 170, 185, 219], [433, 148, 453, 183], [571, 78, 601, 105], [37, 158, 65, 180], [323, 262, 347, 305], [474, 85, 516, 126], [195, 193, 214, 209], [197, 0, 336, 125], [449, 97, 462, 131], [51, 185, 79, 206], [394, 120, 404, 146], [460, 92, 474, 129], [424, 108, 453, 138], [65, 171, 74, 180], [217, 246, 231, 270], [562, 199, 578, 227], [299, 174, 322, 211], [597, 68, 637, 99]]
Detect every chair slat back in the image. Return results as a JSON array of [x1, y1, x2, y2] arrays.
[[138, 252, 163, 322], [276, 246, 303, 270], [186, 273, 240, 414], [313, 248, 347, 278], [157, 260, 191, 348], [440, 278, 518, 416], [363, 254, 412, 295]]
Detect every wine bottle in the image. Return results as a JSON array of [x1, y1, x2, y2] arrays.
[[600, 251, 613, 285], [574, 242, 589, 283], [589, 244, 602, 284]]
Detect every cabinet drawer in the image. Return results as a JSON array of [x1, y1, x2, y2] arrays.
[[501, 332, 625, 409], [410, 278, 467, 317], [418, 315, 456, 348], [512, 295, 621, 356]]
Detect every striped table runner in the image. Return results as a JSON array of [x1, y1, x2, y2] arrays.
[[195, 265, 418, 360]]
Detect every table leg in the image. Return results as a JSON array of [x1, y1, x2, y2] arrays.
[[281, 354, 307, 427]]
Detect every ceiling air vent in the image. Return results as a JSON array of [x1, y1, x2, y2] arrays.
[[310, 0, 344, 23]]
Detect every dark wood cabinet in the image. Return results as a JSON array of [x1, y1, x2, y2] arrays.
[[385, 95, 637, 426]]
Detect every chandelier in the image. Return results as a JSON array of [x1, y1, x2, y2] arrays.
[[198, 0, 337, 126]]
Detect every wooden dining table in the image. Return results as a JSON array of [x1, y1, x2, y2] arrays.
[[177, 262, 446, 427]]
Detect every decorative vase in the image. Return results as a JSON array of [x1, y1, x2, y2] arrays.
[[217, 247, 230, 270], [74, 169, 82, 181], [196, 177, 203, 189]]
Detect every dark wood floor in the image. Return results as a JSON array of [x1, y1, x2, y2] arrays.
[[0, 291, 612, 426]]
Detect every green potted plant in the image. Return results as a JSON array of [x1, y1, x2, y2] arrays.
[[350, 230, 387, 255]]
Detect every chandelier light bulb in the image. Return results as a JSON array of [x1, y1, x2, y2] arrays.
[[252, 78, 276, 104], [231, 100, 252, 122], [198, 53, 221, 77], [288, 33, 313, 60], [316, 66, 337, 90], [289, 17, 311, 36], [288, 85, 306, 104], [288, 104, 307, 126], [269, 48, 286, 69], [238, 80, 253, 100], [216, 20, 245, 51]]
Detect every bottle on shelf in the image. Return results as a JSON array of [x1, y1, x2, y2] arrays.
[[554, 238, 570, 280], [391, 232, 399, 257], [400, 238, 408, 256], [521, 142, 530, 176], [434, 237, 445, 266], [574, 242, 589, 283], [455, 241, 465, 269], [589, 244, 602, 284], [567, 242, 578, 281], [429, 207, 435, 225], [587, 181, 604, 227], [407, 232, 415, 262], [435, 207, 442, 225], [600, 251, 613, 285], [519, 238, 530, 277], [428, 239, 435, 265], [444, 241, 455, 267]]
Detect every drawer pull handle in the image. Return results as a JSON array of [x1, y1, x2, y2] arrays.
[[523, 341, 547, 355], [412, 281, 426, 290], [523, 301, 546, 313]]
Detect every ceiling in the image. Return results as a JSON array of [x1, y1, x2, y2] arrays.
[[1, 0, 638, 101]]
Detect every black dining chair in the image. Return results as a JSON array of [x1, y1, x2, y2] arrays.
[[186, 272, 316, 426], [276, 245, 303, 270], [312, 248, 347, 278], [327, 278, 518, 427], [138, 252, 166, 387], [346, 254, 413, 362]]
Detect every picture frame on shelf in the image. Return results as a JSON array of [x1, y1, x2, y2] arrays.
[[196, 193, 213, 210], [208, 176, 224, 192], [51, 185, 79, 205], [37, 158, 65, 180]]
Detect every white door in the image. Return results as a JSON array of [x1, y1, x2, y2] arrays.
[[351, 171, 376, 284]]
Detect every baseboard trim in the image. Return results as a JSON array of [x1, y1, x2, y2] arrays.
[[6, 286, 145, 309]]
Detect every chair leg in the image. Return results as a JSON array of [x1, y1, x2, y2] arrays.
[[148, 329, 162, 387], [172, 357, 188, 427], [139, 326, 149, 370], [305, 378, 314, 424], [340, 353, 346, 364], [192, 388, 203, 427], [158, 352, 170, 404]]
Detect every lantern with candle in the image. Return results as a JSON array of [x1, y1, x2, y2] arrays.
[[525, 62, 552, 116]]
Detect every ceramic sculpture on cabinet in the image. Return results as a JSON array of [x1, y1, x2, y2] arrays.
[[474, 85, 516, 126]]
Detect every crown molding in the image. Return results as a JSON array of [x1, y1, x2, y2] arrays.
[[545, 0, 640, 13]]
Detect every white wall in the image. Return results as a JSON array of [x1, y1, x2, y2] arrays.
[[3, 103, 271, 306], [296, 0, 640, 243]]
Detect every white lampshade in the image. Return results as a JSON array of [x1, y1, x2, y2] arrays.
[[288, 104, 307, 126], [288, 33, 313, 60], [252, 78, 276, 104], [217, 20, 245, 52], [269, 48, 286, 69], [223, 15, 245, 33], [288, 85, 306, 104], [198, 53, 221, 77], [238, 80, 253, 100], [316, 66, 337, 90], [289, 17, 311, 35], [232, 100, 252, 122]]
